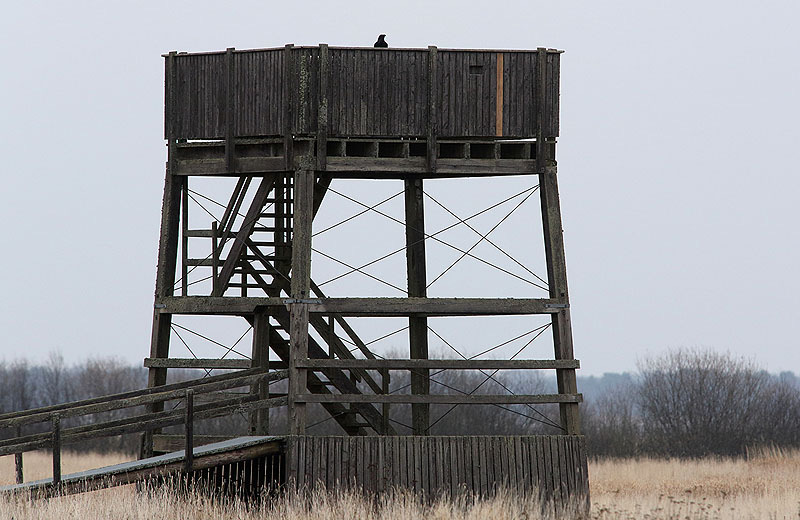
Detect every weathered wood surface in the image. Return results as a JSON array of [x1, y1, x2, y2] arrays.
[[165, 46, 560, 140], [169, 135, 545, 178], [405, 176, 430, 435], [1, 436, 284, 499], [156, 296, 567, 316], [143, 357, 254, 369], [0, 395, 288, 457], [0, 369, 287, 429], [286, 435, 588, 508], [297, 359, 580, 370], [293, 394, 582, 405], [153, 434, 236, 453]]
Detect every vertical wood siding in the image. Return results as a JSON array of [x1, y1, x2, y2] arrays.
[[165, 48, 560, 140], [286, 435, 588, 508]]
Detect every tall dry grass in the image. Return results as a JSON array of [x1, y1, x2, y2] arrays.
[[3, 448, 800, 519], [590, 446, 800, 519]]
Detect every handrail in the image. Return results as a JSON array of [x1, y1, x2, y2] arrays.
[[0, 392, 287, 457], [0, 366, 271, 423], [0, 370, 285, 430], [0, 370, 287, 455]]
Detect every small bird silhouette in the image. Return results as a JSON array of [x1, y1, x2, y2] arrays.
[[374, 34, 388, 48]]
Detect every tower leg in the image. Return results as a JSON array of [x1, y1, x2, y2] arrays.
[[142, 167, 183, 457], [539, 165, 580, 435], [404, 177, 430, 435], [287, 169, 314, 436]]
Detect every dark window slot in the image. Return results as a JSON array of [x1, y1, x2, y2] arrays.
[[499, 143, 528, 159], [345, 141, 377, 157], [409, 142, 427, 157], [326, 141, 345, 157], [439, 143, 466, 159], [470, 143, 496, 159], [378, 142, 406, 158]]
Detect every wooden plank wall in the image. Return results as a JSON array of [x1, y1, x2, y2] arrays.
[[328, 49, 429, 137], [165, 48, 560, 140], [234, 50, 285, 137], [287, 435, 588, 507]]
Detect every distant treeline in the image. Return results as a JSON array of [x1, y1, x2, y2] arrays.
[[2, 349, 799, 458]]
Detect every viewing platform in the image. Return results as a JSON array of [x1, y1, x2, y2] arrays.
[[165, 45, 561, 177]]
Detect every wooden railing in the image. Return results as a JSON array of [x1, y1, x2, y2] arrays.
[[0, 368, 287, 486]]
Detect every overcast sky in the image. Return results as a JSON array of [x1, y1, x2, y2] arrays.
[[0, 1, 797, 376]]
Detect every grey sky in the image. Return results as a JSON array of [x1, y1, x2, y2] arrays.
[[0, 1, 797, 376]]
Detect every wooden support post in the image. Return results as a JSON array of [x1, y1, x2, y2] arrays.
[[288, 168, 314, 436], [51, 414, 61, 485], [144, 141, 184, 457], [184, 389, 194, 474], [224, 47, 236, 173], [181, 179, 189, 296], [14, 426, 23, 484], [382, 368, 391, 435], [426, 46, 438, 174], [250, 310, 270, 435], [288, 303, 309, 436], [14, 453, 23, 484], [405, 177, 430, 435], [536, 47, 580, 435]]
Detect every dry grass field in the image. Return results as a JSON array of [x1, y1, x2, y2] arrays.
[[2, 448, 800, 519]]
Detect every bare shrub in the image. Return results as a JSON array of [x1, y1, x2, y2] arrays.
[[637, 348, 795, 457]]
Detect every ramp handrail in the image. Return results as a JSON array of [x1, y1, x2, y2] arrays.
[[0, 369, 288, 486]]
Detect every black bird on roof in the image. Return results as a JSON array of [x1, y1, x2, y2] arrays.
[[374, 34, 388, 48]]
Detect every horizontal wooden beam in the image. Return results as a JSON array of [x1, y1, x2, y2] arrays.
[[156, 296, 567, 316], [325, 158, 538, 176], [294, 393, 582, 405], [144, 358, 253, 369], [173, 157, 540, 178], [297, 359, 579, 370]]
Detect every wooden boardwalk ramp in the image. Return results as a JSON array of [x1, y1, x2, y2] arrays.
[[1, 436, 285, 498]]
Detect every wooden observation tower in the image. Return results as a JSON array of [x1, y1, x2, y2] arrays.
[[145, 43, 587, 504]]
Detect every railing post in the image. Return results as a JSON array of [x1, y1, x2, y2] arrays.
[[14, 426, 23, 484], [51, 414, 61, 486], [184, 389, 194, 475], [15, 453, 23, 484]]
